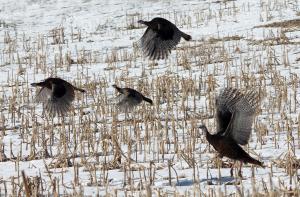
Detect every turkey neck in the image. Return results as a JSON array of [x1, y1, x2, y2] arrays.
[[201, 126, 214, 143]]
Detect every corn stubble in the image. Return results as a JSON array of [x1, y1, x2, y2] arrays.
[[0, 0, 300, 196]]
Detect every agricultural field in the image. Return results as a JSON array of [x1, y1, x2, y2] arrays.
[[0, 0, 300, 196]]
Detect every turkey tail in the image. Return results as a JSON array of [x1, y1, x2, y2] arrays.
[[181, 31, 192, 41], [74, 87, 86, 93], [142, 95, 153, 105], [244, 155, 264, 167]]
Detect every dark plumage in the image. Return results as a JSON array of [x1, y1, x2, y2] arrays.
[[31, 77, 85, 116], [199, 88, 263, 177], [113, 85, 153, 112], [138, 17, 191, 60]]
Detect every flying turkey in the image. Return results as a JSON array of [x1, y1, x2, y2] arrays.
[[31, 77, 85, 116], [112, 84, 153, 112], [138, 17, 191, 60], [199, 88, 263, 177]]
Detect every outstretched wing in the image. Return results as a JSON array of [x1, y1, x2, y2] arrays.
[[138, 27, 181, 60], [35, 83, 75, 116], [114, 89, 142, 112], [35, 87, 52, 103], [215, 88, 242, 134], [216, 88, 259, 145], [47, 83, 75, 116]]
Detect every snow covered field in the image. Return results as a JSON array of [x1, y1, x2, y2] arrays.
[[0, 0, 300, 196]]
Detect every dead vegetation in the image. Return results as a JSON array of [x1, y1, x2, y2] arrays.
[[0, 0, 300, 196], [255, 19, 300, 28]]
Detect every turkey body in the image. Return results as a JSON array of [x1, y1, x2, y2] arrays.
[[113, 85, 153, 112], [31, 77, 85, 116], [199, 88, 263, 177], [138, 17, 191, 60], [206, 132, 262, 166]]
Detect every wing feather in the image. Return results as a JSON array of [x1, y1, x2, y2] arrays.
[[35, 87, 52, 103], [34, 83, 75, 116], [113, 88, 143, 112], [216, 88, 259, 145], [138, 27, 181, 60]]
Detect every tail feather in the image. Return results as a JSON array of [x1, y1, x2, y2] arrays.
[[74, 87, 86, 93], [142, 95, 153, 105], [181, 31, 192, 41], [244, 155, 264, 167]]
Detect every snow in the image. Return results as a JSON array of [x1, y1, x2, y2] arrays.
[[0, 0, 300, 196]]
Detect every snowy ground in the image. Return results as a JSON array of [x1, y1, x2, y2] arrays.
[[0, 0, 300, 196]]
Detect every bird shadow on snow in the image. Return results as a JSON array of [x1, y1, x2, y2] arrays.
[[176, 179, 194, 186], [200, 176, 235, 185], [175, 176, 236, 187]]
